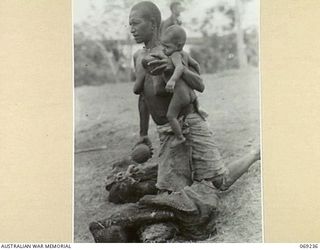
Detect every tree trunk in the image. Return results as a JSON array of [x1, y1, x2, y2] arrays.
[[235, 0, 248, 68]]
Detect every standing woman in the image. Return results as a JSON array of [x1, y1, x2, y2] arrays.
[[128, 1, 260, 240]]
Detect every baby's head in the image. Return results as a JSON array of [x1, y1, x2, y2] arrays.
[[161, 25, 186, 56]]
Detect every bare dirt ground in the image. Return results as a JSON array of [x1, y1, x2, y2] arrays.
[[74, 69, 262, 243]]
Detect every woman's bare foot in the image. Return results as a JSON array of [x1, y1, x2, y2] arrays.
[[171, 136, 186, 147], [251, 147, 261, 162]]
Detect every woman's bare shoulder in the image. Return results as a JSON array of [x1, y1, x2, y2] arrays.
[[133, 48, 144, 58], [180, 50, 190, 59]]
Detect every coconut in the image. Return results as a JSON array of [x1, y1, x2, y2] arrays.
[[131, 143, 151, 164]]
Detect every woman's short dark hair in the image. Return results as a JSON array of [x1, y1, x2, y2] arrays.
[[132, 1, 162, 29]]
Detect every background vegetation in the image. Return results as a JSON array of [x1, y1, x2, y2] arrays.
[[74, 0, 259, 86]]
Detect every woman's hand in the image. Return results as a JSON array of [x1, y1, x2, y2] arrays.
[[148, 53, 174, 75], [134, 135, 153, 157]]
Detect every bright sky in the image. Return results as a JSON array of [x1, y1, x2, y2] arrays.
[[73, 0, 259, 38]]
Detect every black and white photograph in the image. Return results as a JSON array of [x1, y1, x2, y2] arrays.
[[74, 0, 261, 243]]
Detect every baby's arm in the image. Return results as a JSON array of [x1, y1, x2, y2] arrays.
[[165, 52, 184, 93], [133, 51, 145, 95]]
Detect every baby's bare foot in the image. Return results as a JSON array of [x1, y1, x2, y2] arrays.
[[171, 137, 186, 147]]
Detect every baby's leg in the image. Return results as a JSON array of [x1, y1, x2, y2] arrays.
[[167, 97, 186, 147], [167, 82, 191, 147], [133, 65, 146, 95]]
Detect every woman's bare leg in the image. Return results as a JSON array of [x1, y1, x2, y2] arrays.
[[222, 147, 261, 190]]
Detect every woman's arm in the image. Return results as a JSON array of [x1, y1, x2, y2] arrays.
[[181, 66, 204, 93], [138, 94, 149, 137], [187, 54, 201, 75], [148, 52, 205, 93], [132, 50, 152, 149], [133, 50, 150, 137], [133, 52, 146, 95], [137, 95, 153, 151]]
